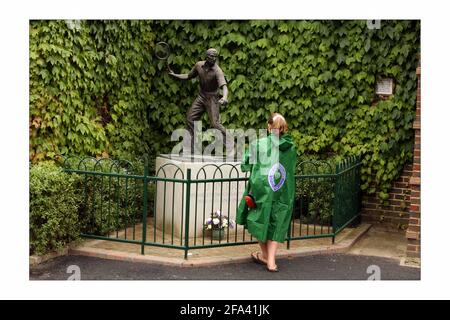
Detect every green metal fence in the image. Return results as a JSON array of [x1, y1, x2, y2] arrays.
[[63, 155, 361, 258]]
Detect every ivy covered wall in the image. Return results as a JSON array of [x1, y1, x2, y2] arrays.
[[29, 20, 420, 199]]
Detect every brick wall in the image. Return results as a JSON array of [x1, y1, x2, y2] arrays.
[[361, 165, 412, 231], [361, 64, 421, 260], [406, 65, 421, 259]]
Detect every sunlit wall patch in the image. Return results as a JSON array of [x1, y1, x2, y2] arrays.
[[268, 163, 286, 192]]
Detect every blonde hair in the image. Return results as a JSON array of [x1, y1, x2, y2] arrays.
[[268, 113, 288, 135]]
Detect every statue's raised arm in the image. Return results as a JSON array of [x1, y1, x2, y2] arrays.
[[169, 48, 234, 156]]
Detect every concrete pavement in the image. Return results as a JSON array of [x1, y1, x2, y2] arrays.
[[29, 252, 420, 280], [64, 224, 372, 267], [30, 223, 421, 280]]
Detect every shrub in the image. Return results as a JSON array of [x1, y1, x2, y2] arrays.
[[294, 159, 335, 225], [62, 157, 146, 236], [29, 161, 83, 255]]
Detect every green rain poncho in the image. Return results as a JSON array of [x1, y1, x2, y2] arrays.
[[236, 133, 296, 243]]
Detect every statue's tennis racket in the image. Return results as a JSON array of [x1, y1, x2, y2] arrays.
[[154, 41, 173, 73]]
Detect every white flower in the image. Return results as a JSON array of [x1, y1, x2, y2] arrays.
[[204, 211, 235, 230]]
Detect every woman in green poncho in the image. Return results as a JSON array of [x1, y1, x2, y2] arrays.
[[236, 113, 296, 272]]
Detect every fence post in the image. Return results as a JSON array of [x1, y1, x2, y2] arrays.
[[287, 211, 292, 250], [287, 224, 292, 249], [141, 157, 149, 255], [184, 169, 191, 259], [332, 162, 340, 244], [355, 156, 362, 224]]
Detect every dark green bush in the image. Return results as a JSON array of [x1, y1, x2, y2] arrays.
[[62, 157, 148, 236], [30, 161, 83, 255], [294, 160, 335, 224]]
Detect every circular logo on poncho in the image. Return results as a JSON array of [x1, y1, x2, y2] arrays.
[[268, 163, 286, 192]]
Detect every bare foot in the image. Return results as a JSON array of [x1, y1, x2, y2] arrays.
[[266, 264, 279, 272], [251, 252, 267, 265]]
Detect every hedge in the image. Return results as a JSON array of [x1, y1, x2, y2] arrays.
[[29, 161, 83, 255]]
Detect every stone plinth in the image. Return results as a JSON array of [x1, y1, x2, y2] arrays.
[[155, 154, 247, 238]]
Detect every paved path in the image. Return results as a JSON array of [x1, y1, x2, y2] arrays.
[[30, 253, 419, 280]]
